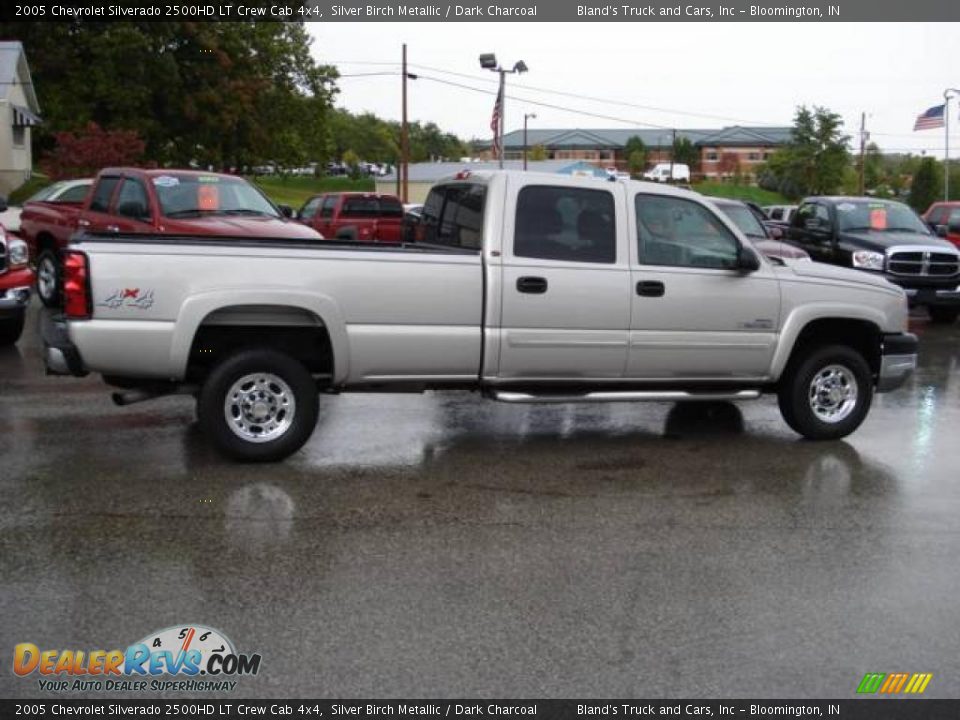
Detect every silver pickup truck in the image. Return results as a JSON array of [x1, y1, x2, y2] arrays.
[[44, 171, 918, 461]]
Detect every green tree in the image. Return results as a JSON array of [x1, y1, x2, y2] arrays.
[[759, 106, 850, 199], [671, 136, 699, 169], [624, 135, 647, 169], [908, 157, 941, 212], [528, 144, 548, 162]]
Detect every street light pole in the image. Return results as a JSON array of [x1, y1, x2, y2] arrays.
[[523, 112, 536, 171], [401, 43, 410, 203], [944, 89, 959, 201], [480, 54, 528, 170]]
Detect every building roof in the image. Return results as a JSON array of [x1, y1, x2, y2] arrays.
[[498, 125, 793, 149], [380, 159, 610, 183], [0, 41, 39, 113]]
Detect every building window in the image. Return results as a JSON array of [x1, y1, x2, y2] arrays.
[[747, 152, 761, 161], [705, 151, 719, 162], [12, 126, 25, 147]]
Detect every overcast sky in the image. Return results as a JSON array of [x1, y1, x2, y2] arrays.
[[308, 22, 958, 157]]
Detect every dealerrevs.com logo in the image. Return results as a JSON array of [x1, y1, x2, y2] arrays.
[[13, 624, 261, 693]]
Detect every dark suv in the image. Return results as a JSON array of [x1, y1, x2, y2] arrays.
[[787, 197, 960, 324]]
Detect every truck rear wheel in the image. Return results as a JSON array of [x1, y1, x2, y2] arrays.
[[198, 349, 319, 462], [36, 251, 61, 308], [777, 345, 872, 441], [0, 312, 25, 346]]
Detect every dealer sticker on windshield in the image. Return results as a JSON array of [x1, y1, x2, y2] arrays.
[[152, 175, 179, 187]]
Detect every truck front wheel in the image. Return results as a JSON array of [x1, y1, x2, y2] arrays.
[[777, 345, 873, 441], [198, 349, 319, 462]]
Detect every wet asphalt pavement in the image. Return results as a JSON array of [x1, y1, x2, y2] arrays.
[[1, 302, 959, 699]]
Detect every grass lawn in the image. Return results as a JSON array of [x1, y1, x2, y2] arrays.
[[8, 173, 51, 205], [693, 181, 790, 206], [251, 175, 376, 208]]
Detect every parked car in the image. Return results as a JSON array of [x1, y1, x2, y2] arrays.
[[787, 196, 960, 323], [19, 168, 320, 307], [0, 198, 34, 345], [296, 192, 405, 243], [402, 203, 424, 244], [711, 198, 811, 261], [643, 163, 691, 183], [10, 178, 92, 239], [922, 201, 960, 249], [763, 204, 798, 226], [44, 171, 916, 461]]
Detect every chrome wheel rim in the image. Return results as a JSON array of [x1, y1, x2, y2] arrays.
[[808, 364, 858, 424], [224, 373, 296, 443], [37, 256, 57, 300]]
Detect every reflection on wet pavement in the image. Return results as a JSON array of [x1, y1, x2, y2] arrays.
[[1, 304, 959, 697]]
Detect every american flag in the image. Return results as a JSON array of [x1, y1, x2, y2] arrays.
[[914, 104, 946, 131], [490, 83, 504, 160]]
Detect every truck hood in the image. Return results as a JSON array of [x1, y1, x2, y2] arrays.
[[160, 215, 323, 240], [839, 229, 953, 252], [784, 258, 901, 294]]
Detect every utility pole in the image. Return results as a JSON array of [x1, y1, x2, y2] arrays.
[[858, 112, 867, 196], [669, 129, 676, 181], [401, 43, 410, 203]]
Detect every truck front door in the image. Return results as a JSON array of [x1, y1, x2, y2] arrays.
[[498, 180, 631, 380]]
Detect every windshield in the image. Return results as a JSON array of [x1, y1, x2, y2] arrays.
[[835, 200, 929, 234], [27, 181, 70, 203], [718, 204, 766, 238], [152, 174, 280, 218]]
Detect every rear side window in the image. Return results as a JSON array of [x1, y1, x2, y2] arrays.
[[514, 185, 615, 264], [421, 184, 485, 250], [89, 177, 120, 213], [341, 196, 379, 218], [319, 195, 337, 218], [379, 197, 403, 218], [115, 179, 150, 219]]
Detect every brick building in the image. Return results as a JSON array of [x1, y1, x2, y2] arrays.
[[483, 125, 792, 179]]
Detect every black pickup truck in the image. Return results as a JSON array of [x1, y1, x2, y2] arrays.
[[787, 196, 960, 323]]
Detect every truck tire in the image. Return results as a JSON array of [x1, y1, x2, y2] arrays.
[[0, 312, 25, 346], [928, 306, 959, 324], [36, 250, 61, 308], [777, 345, 873, 441], [197, 349, 319, 462]]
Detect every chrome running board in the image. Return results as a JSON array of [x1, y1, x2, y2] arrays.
[[489, 389, 761, 404]]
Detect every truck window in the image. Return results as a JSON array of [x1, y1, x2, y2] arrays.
[[89, 177, 120, 213], [115, 178, 150, 219], [379, 197, 404, 219], [341, 197, 379, 218], [58, 184, 91, 203], [636, 194, 739, 269], [514, 185, 615, 264], [299, 197, 321, 221], [319, 195, 337, 219], [421, 184, 485, 250]]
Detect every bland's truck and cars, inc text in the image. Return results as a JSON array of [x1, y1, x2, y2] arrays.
[[44, 172, 917, 461]]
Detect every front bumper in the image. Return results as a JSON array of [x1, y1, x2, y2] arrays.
[[0, 267, 34, 317], [41, 309, 87, 377], [876, 333, 918, 393], [897, 284, 960, 307]]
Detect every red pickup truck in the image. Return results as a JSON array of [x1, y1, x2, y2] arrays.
[[923, 201, 960, 249], [296, 192, 404, 243], [20, 168, 322, 306]]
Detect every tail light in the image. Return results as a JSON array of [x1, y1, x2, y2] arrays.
[[63, 251, 92, 320]]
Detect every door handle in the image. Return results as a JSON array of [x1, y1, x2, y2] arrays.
[[636, 280, 665, 297], [517, 276, 548, 294], [105, 225, 120, 233], [77, 218, 90, 228]]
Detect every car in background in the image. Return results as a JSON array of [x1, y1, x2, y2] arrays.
[[788, 196, 960, 323], [402, 203, 424, 243], [0, 197, 33, 345], [643, 163, 691, 183], [297, 192, 405, 243], [922, 201, 960, 249], [19, 168, 318, 307], [710, 198, 811, 262], [5, 178, 92, 235]]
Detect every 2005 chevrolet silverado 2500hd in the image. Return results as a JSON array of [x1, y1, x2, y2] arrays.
[[43, 171, 918, 461]]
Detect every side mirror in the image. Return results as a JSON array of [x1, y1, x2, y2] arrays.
[[0, 195, 8, 213], [936, 224, 948, 238], [769, 225, 784, 239], [737, 247, 761, 272], [278, 204, 294, 219]]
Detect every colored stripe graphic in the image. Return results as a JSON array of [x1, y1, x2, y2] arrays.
[[857, 672, 932, 694]]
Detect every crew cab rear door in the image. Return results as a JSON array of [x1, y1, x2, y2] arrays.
[[79, 175, 122, 234], [376, 195, 404, 243], [497, 176, 631, 379]]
